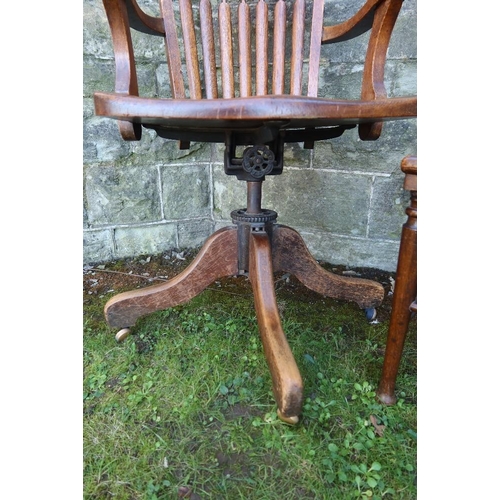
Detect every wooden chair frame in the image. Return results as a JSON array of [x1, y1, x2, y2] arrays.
[[94, 0, 416, 423]]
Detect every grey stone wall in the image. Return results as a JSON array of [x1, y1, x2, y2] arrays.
[[83, 0, 416, 271]]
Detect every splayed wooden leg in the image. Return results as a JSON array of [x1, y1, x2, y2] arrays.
[[104, 227, 239, 329], [272, 225, 384, 309], [249, 230, 303, 424]]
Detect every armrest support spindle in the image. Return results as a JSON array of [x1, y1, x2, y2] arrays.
[[359, 0, 403, 140], [102, 0, 142, 140]]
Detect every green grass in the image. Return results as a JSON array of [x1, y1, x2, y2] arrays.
[[83, 264, 417, 499]]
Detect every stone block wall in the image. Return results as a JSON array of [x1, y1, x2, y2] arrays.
[[83, 0, 417, 271]]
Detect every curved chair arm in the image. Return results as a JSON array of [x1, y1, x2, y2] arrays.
[[323, 0, 405, 141], [102, 0, 164, 139]]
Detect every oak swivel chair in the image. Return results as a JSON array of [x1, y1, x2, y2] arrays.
[[377, 155, 417, 405], [94, 0, 417, 424]]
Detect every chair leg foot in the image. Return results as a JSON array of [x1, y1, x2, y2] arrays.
[[376, 390, 397, 406], [377, 392, 397, 406], [277, 409, 300, 425], [249, 230, 304, 421]]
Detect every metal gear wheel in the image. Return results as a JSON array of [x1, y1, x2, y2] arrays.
[[242, 145, 275, 178], [230, 209, 278, 224]]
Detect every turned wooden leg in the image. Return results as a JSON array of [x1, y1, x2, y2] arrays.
[[377, 156, 417, 405], [249, 230, 303, 424], [272, 225, 384, 309], [104, 227, 239, 329]]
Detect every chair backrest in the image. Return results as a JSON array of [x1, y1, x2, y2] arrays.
[[162, 0, 328, 99], [105, 1, 402, 96], [102, 0, 406, 140]]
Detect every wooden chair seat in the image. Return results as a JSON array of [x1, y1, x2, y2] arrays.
[[94, 92, 416, 143]]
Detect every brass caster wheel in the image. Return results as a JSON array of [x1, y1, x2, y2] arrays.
[[277, 409, 299, 425], [115, 328, 131, 343]]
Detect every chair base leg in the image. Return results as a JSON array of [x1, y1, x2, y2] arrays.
[[104, 227, 239, 329], [249, 230, 303, 423], [272, 225, 384, 308], [104, 222, 386, 423]]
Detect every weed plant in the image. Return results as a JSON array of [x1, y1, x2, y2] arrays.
[[84, 265, 416, 499]]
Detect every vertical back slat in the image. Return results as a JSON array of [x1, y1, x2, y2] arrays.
[[159, 0, 186, 99], [290, 0, 305, 95], [272, 0, 286, 94], [200, 0, 218, 98], [219, 0, 235, 98], [160, 0, 327, 100], [255, 0, 269, 96], [179, 0, 202, 98], [238, 0, 252, 97], [307, 0, 325, 97]]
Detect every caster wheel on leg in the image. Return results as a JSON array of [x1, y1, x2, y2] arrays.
[[365, 308, 377, 322], [115, 328, 132, 342]]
